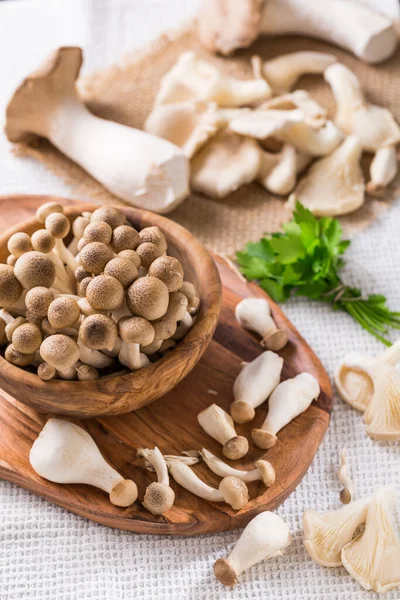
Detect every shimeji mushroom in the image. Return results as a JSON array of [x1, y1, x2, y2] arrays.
[[86, 275, 125, 312], [303, 497, 370, 567], [197, 404, 249, 460], [191, 129, 261, 199], [287, 136, 365, 217], [199, 448, 275, 487], [148, 256, 184, 293], [12, 322, 42, 354], [5, 47, 189, 214], [214, 511, 292, 587], [7, 232, 32, 257], [197, 0, 397, 64], [118, 249, 141, 270], [178, 281, 200, 315], [235, 298, 288, 351], [111, 225, 140, 254], [91, 206, 125, 231], [44, 211, 79, 276], [138, 226, 168, 254], [68, 214, 91, 255], [40, 334, 80, 379], [79, 314, 118, 351], [118, 342, 150, 371], [151, 292, 188, 340], [144, 101, 221, 159], [14, 251, 56, 290], [79, 242, 114, 275], [104, 257, 138, 289], [76, 363, 99, 381], [341, 487, 400, 593], [37, 362, 56, 381], [47, 297, 80, 329], [0, 264, 23, 308], [155, 51, 271, 108], [261, 52, 337, 94], [252, 372, 320, 449], [231, 351, 283, 424], [83, 221, 113, 246], [5, 344, 35, 367], [30, 419, 137, 507], [165, 456, 249, 510], [137, 447, 175, 515], [0, 311, 26, 341], [77, 339, 115, 369], [31, 228, 74, 295], [338, 448, 355, 504], [367, 145, 398, 196], [172, 312, 193, 341], [126, 277, 169, 321], [141, 339, 163, 356]]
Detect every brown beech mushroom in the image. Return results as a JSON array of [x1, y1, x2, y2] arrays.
[[83, 221, 113, 245], [0, 317, 6, 346], [68, 215, 90, 255], [111, 225, 140, 253], [37, 361, 56, 381], [79, 242, 114, 275], [7, 255, 17, 267], [138, 226, 167, 253], [86, 275, 124, 311], [148, 256, 184, 292], [197, 404, 249, 460], [126, 276, 169, 321], [151, 292, 188, 340], [40, 334, 80, 376], [31, 229, 55, 254], [47, 297, 80, 329], [12, 322, 42, 354], [5, 344, 36, 367], [136, 243, 164, 269], [91, 206, 125, 230], [45, 212, 79, 273], [7, 232, 32, 257], [5, 315, 26, 341], [79, 314, 118, 351], [75, 266, 90, 284], [14, 251, 55, 290], [36, 202, 64, 223], [0, 264, 23, 307], [104, 257, 138, 288], [118, 249, 141, 269], [79, 277, 92, 297], [141, 339, 163, 355], [179, 281, 200, 315], [118, 316, 155, 346], [76, 363, 99, 381]]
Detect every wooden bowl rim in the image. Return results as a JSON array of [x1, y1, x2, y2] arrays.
[[0, 201, 222, 412]]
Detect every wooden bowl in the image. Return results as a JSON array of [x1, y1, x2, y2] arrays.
[[0, 203, 222, 418]]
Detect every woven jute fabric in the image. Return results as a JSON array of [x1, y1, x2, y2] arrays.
[[15, 22, 400, 254]]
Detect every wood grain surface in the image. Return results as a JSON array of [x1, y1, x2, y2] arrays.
[[0, 196, 332, 536]]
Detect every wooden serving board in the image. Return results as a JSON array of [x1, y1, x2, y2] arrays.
[[0, 196, 332, 536]]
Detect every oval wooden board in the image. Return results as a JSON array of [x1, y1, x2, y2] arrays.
[[0, 196, 332, 536]]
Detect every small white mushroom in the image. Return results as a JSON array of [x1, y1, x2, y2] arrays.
[[231, 351, 283, 424], [261, 51, 337, 94], [367, 145, 398, 197], [338, 448, 355, 504], [214, 511, 292, 587], [199, 448, 275, 487], [137, 447, 175, 515], [197, 404, 249, 460], [118, 342, 150, 371], [341, 487, 400, 593], [252, 372, 320, 449], [165, 457, 249, 510], [191, 129, 261, 199], [30, 419, 137, 507], [155, 51, 271, 108], [303, 497, 370, 567], [235, 297, 288, 351], [288, 136, 365, 217]]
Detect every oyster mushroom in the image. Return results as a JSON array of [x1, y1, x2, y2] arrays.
[[199, 448, 275, 487], [197, 404, 249, 460], [235, 298, 287, 351], [191, 129, 261, 199], [258, 144, 298, 195], [261, 52, 337, 94], [277, 120, 343, 156], [252, 372, 320, 449], [30, 419, 137, 507], [5, 47, 189, 214], [367, 145, 398, 196], [260, 90, 327, 128], [229, 108, 304, 140], [338, 448, 355, 504], [287, 136, 365, 217], [137, 447, 175, 515], [231, 351, 283, 424]]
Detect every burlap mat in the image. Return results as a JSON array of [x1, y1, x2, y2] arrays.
[[14, 22, 400, 254]]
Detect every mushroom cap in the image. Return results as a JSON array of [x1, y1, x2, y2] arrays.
[[86, 275, 125, 311], [223, 436, 249, 460], [12, 322, 42, 354], [79, 242, 114, 274], [75, 265, 90, 284], [214, 558, 237, 587], [45, 212, 70, 239], [118, 249, 141, 269], [152, 314, 177, 340], [111, 225, 140, 253], [37, 361, 56, 381], [5, 344, 36, 367], [219, 476, 249, 510], [31, 229, 55, 253], [83, 221, 113, 245], [118, 316, 155, 345], [126, 276, 169, 321], [14, 251, 56, 289], [47, 297, 80, 329], [0, 264, 23, 307], [141, 338, 163, 355], [138, 226, 167, 253], [25, 286, 54, 318], [7, 255, 17, 267], [143, 482, 175, 515], [79, 314, 118, 351], [79, 277, 93, 296], [167, 292, 188, 321], [72, 215, 90, 238], [76, 363, 99, 381], [36, 202, 64, 224], [7, 232, 32, 257], [5, 316, 26, 342], [251, 428, 277, 450], [77, 237, 87, 252], [41, 318, 57, 336], [148, 256, 184, 292], [109, 479, 138, 507], [91, 206, 125, 230], [229, 400, 255, 424], [40, 334, 80, 370], [255, 459, 276, 487], [104, 257, 138, 288], [136, 242, 164, 268], [0, 317, 7, 346]]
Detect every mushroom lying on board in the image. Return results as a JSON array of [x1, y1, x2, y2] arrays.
[[5, 47, 190, 214], [214, 511, 292, 587], [197, 0, 397, 64], [197, 404, 249, 460], [235, 298, 288, 351], [198, 448, 276, 487], [137, 447, 175, 515], [30, 419, 138, 507]]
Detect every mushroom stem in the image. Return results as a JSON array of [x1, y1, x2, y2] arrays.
[[199, 448, 275, 487], [197, 404, 249, 459], [118, 342, 150, 371], [236, 298, 288, 350], [77, 339, 114, 369], [53, 238, 79, 277], [338, 448, 355, 504]]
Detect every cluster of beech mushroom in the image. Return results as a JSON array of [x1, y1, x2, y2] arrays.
[[335, 339, 400, 441], [0, 202, 199, 380], [145, 50, 400, 216]]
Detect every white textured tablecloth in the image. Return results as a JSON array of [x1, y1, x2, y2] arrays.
[[0, 1, 399, 598]]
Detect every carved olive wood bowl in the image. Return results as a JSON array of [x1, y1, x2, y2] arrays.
[[0, 203, 222, 418]]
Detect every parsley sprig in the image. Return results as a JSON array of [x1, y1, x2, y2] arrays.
[[237, 203, 400, 346]]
